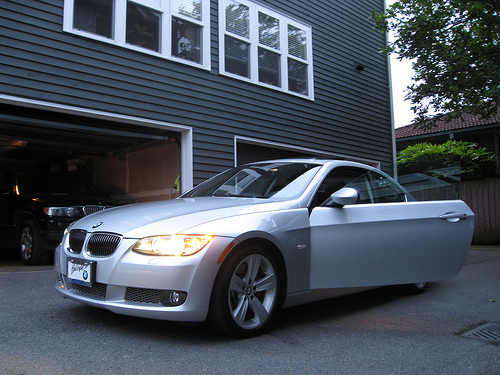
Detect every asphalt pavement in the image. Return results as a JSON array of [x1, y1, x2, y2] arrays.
[[0, 246, 499, 375]]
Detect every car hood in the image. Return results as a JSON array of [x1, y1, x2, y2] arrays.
[[21, 192, 119, 206], [72, 197, 296, 238]]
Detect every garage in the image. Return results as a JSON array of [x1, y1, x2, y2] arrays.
[[0, 100, 191, 264], [0, 102, 184, 203]]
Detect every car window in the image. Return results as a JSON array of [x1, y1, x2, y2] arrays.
[[367, 171, 407, 203], [312, 167, 372, 207], [312, 167, 407, 207]]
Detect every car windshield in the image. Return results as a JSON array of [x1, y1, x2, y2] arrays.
[[183, 162, 322, 199]]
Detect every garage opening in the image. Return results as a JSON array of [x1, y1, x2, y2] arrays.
[[0, 103, 182, 203]]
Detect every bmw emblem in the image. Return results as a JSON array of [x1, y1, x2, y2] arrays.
[[92, 222, 103, 229]]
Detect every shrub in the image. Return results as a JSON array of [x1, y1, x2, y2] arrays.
[[397, 140, 496, 181]]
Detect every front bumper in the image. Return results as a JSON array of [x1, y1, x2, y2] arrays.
[[54, 235, 234, 322]]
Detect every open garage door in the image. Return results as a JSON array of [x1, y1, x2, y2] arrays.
[[0, 103, 182, 203]]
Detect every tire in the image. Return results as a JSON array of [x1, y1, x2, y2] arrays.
[[19, 219, 48, 265], [404, 282, 429, 295], [208, 244, 284, 338]]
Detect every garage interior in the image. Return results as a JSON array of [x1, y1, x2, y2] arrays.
[[0, 104, 181, 203]]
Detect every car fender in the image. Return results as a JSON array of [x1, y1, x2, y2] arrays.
[[183, 208, 312, 294]]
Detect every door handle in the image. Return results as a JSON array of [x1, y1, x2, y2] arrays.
[[439, 212, 468, 222]]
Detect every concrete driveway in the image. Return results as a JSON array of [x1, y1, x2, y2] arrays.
[[0, 246, 499, 374]]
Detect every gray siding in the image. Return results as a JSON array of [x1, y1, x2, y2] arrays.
[[0, 0, 392, 184]]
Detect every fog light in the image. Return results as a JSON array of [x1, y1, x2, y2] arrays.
[[159, 291, 187, 307], [171, 292, 180, 304]]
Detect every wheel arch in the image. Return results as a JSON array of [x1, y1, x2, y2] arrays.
[[221, 235, 288, 293], [16, 211, 39, 234]]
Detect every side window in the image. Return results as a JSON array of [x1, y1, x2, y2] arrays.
[[311, 167, 407, 208], [367, 171, 407, 203], [311, 167, 371, 207]]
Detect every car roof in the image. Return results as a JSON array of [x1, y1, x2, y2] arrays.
[[245, 158, 376, 170]]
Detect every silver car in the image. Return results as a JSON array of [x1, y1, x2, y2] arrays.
[[54, 159, 475, 337]]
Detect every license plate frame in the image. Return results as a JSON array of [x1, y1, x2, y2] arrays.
[[67, 258, 96, 287]]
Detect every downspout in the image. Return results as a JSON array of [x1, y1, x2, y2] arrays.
[[385, 0, 398, 180]]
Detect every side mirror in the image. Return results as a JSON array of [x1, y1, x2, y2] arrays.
[[328, 187, 359, 207]]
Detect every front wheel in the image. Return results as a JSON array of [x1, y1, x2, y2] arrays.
[[19, 220, 48, 265], [208, 245, 284, 338]]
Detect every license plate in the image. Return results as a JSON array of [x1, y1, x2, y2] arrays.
[[67, 258, 96, 287]]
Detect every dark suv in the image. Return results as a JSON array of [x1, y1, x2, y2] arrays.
[[0, 167, 119, 265]]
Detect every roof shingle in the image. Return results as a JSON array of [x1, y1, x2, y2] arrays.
[[395, 110, 500, 139]]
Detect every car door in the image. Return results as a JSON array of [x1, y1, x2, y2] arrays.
[[309, 167, 474, 289]]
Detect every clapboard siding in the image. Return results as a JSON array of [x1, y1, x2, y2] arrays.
[[1, 0, 393, 183]]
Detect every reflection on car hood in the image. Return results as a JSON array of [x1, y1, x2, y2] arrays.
[[72, 197, 295, 238]]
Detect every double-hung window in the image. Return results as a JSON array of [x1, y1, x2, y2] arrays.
[[220, 0, 314, 99], [63, 0, 210, 69]]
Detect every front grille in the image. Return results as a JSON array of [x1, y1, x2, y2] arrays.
[[68, 230, 87, 254], [70, 282, 107, 298], [86, 233, 121, 256], [83, 205, 112, 216], [125, 287, 162, 304]]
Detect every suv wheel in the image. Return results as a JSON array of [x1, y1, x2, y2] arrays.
[[19, 220, 48, 265]]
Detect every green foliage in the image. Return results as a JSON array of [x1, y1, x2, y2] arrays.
[[397, 140, 496, 180], [372, 0, 500, 126]]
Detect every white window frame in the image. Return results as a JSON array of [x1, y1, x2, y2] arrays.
[[219, 0, 314, 100], [63, 0, 211, 70]]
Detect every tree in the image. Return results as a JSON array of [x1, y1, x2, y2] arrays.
[[372, 0, 500, 127]]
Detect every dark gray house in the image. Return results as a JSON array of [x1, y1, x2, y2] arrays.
[[0, 0, 393, 203]]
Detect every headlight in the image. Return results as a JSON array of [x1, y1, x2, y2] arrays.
[[44, 206, 83, 218], [132, 235, 214, 256]]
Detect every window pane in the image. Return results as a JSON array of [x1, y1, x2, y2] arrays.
[[288, 58, 308, 95], [126, 2, 160, 52], [172, 17, 202, 63], [369, 172, 407, 203], [259, 48, 280, 87], [288, 25, 307, 60], [225, 0, 249, 38], [74, 0, 113, 38], [173, 0, 202, 21], [225, 35, 250, 78], [259, 12, 279, 50]]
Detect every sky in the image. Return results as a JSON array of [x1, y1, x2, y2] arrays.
[[386, 0, 416, 129], [390, 55, 415, 128]]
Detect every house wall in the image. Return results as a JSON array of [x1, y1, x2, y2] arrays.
[[0, 0, 393, 184]]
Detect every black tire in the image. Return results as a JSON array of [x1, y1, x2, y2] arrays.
[[19, 219, 48, 265], [404, 282, 429, 295], [208, 244, 284, 338]]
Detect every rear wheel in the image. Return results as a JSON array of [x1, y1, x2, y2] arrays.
[[19, 220, 48, 265], [208, 245, 284, 338], [404, 282, 429, 294]]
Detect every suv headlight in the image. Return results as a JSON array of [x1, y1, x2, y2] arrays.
[[132, 235, 214, 256], [44, 206, 83, 218]]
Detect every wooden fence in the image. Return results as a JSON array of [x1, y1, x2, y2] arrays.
[[460, 179, 500, 245]]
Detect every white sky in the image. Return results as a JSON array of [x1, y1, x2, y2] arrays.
[[390, 55, 415, 128], [386, 0, 416, 129]]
